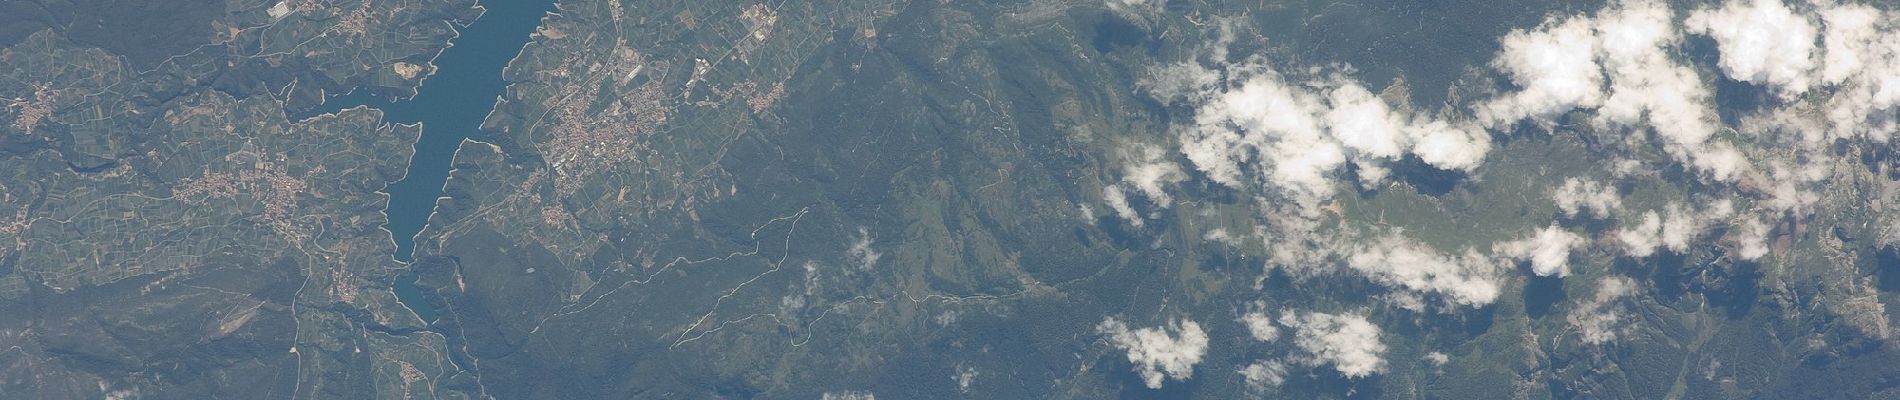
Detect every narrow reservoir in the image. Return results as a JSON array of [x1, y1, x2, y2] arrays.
[[303, 0, 555, 323]]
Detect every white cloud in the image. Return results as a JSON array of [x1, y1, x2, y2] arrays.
[[1105, 0, 1167, 14], [1754, 158, 1827, 214], [1569, 276, 1637, 344], [779, 293, 805, 314], [1495, 223, 1587, 277], [1238, 360, 1287, 392], [1381, 291, 1429, 312], [1240, 304, 1279, 342], [1122, 144, 1186, 208], [1099, 145, 1187, 227], [1670, 200, 1733, 252], [1424, 352, 1450, 366], [1161, 52, 1489, 214], [1686, 0, 1819, 96], [1324, 81, 1411, 161], [1686, 142, 1751, 183], [1347, 233, 1503, 307], [1205, 228, 1244, 247], [820, 391, 876, 400], [1103, 186, 1143, 227], [848, 227, 880, 269], [1280, 311, 1387, 378], [1192, 71, 1341, 206], [1618, 210, 1665, 257], [1098, 318, 1211, 389], [1143, 62, 1222, 104], [1406, 119, 1491, 172], [953, 365, 978, 393], [1256, 203, 1335, 273], [1176, 123, 1252, 189], [1595, 1, 1728, 172], [1553, 177, 1621, 218], [1618, 200, 1732, 257], [1820, 4, 1879, 85], [1471, 0, 1787, 184], [1740, 95, 1831, 144], [1482, 1, 1745, 182], [1255, 225, 1510, 310], [1658, 204, 1701, 253], [1735, 216, 1772, 260], [1814, 4, 1900, 142], [1481, 15, 1604, 126], [1610, 158, 1646, 178]]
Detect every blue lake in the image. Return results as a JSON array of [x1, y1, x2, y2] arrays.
[[301, 0, 554, 323]]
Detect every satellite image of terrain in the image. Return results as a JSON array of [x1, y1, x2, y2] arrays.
[[8, 0, 1900, 398]]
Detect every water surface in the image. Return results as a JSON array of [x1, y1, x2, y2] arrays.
[[304, 0, 555, 322]]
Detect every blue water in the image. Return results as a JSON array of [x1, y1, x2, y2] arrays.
[[302, 0, 554, 323], [394, 271, 437, 322]]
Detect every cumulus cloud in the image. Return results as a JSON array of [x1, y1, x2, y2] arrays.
[[1104, 186, 1143, 227], [1122, 144, 1187, 208], [1159, 52, 1490, 212], [1618, 210, 1666, 257], [1407, 119, 1492, 172], [1257, 225, 1509, 310], [1495, 224, 1587, 277], [1819, 4, 1879, 85], [1706, 31, 1900, 250], [1140, 31, 1517, 309], [1424, 352, 1450, 366], [1205, 228, 1244, 247], [1144, 62, 1221, 103], [1181, 69, 1342, 206], [1735, 216, 1772, 260], [1280, 311, 1387, 378], [1686, 0, 1819, 96], [820, 391, 876, 400], [1483, 1, 1746, 181], [1325, 81, 1411, 161], [1685, 142, 1750, 182], [1755, 158, 1829, 214], [1659, 203, 1705, 252], [848, 227, 880, 269], [1813, 4, 1900, 142], [1240, 304, 1279, 342], [1618, 200, 1733, 257], [1238, 360, 1288, 392], [1569, 276, 1637, 344], [1481, 15, 1604, 126], [1595, 1, 1735, 178], [1098, 318, 1211, 389], [1140, 0, 1900, 328], [953, 365, 978, 393], [1105, 0, 1167, 14], [1347, 233, 1503, 307], [1100, 145, 1186, 228], [1255, 202, 1337, 275], [1553, 177, 1621, 218]]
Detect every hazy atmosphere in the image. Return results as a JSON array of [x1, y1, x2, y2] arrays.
[[5, 0, 1900, 398]]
